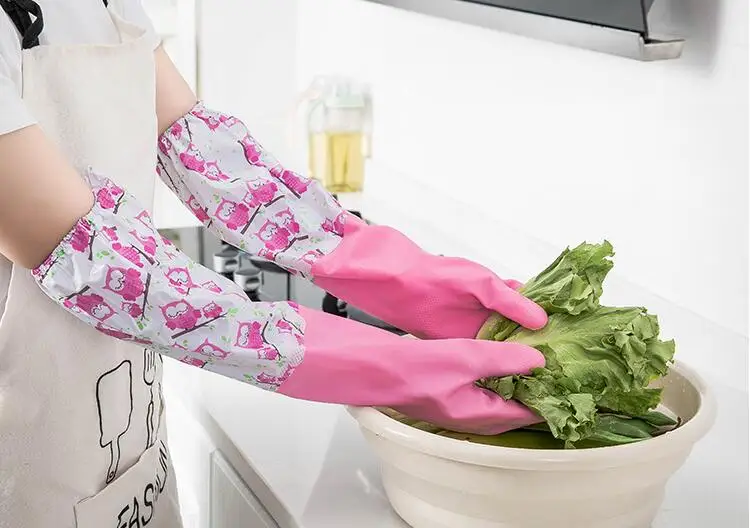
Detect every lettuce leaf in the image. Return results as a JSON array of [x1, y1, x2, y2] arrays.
[[479, 307, 675, 446], [478, 241, 614, 341]]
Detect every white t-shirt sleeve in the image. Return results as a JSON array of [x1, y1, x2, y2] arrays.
[[0, 52, 34, 136]]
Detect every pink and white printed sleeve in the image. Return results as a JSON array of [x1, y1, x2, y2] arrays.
[[33, 170, 305, 390], [156, 102, 347, 278]]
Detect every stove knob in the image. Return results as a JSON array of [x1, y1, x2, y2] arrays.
[[213, 244, 240, 280], [234, 264, 262, 302]]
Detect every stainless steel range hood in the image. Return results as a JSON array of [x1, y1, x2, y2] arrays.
[[362, 0, 684, 61]]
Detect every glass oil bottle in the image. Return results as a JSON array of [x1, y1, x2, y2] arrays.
[[306, 81, 372, 193]]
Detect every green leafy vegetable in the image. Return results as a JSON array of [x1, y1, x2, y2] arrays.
[[382, 241, 679, 450], [478, 241, 614, 341], [475, 242, 677, 448]]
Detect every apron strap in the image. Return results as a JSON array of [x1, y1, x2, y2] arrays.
[[1, 0, 109, 50], [0, 0, 43, 50]]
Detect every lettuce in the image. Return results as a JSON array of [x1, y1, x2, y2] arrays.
[[478, 241, 614, 342], [382, 241, 677, 449], [478, 307, 676, 447], [476, 242, 677, 448]]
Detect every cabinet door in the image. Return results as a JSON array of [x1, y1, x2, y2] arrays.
[[210, 451, 280, 528]]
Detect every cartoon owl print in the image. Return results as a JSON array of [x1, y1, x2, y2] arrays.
[[66, 293, 115, 321], [95, 179, 125, 210], [276, 319, 299, 335], [187, 195, 210, 223], [258, 346, 280, 361], [255, 365, 294, 387], [299, 250, 322, 267], [201, 281, 222, 293], [69, 221, 92, 253], [179, 143, 206, 174], [169, 122, 184, 139], [244, 179, 278, 207], [256, 220, 293, 252], [235, 321, 265, 349], [158, 134, 173, 155], [112, 243, 144, 268], [239, 135, 267, 167], [131, 231, 157, 257], [254, 248, 277, 262], [194, 339, 230, 360], [274, 208, 301, 235], [103, 267, 146, 302], [166, 267, 197, 294], [330, 213, 347, 236], [135, 211, 153, 231], [220, 115, 239, 128], [272, 168, 310, 197], [179, 355, 207, 368], [161, 301, 202, 331], [215, 199, 250, 231], [192, 107, 222, 131], [121, 302, 143, 318], [96, 322, 136, 341], [202, 302, 223, 319], [204, 161, 230, 182], [102, 226, 119, 242]]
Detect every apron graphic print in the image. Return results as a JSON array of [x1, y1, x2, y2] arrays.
[[78, 353, 175, 527], [96, 351, 164, 483], [97, 360, 134, 484], [143, 349, 163, 449]]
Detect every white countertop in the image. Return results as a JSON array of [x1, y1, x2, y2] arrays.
[[164, 167, 749, 528], [164, 362, 747, 528]]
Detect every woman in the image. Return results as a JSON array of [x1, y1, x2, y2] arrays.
[[0, 1, 547, 526]]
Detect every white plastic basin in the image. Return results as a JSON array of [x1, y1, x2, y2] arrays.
[[348, 361, 716, 528]]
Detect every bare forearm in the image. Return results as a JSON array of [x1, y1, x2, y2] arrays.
[[0, 126, 94, 269]]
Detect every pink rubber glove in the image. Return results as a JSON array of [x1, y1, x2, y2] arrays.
[[31, 169, 541, 435], [311, 215, 548, 339], [278, 307, 545, 434], [156, 103, 546, 340]]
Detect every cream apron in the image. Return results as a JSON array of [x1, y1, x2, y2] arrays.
[[0, 3, 183, 527]]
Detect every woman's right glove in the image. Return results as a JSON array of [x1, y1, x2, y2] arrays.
[[280, 306, 545, 434], [32, 170, 544, 433]]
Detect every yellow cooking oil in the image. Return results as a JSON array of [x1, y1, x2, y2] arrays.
[[308, 131, 365, 193]]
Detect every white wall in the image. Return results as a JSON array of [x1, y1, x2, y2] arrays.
[[196, 0, 299, 163], [295, 0, 749, 337]]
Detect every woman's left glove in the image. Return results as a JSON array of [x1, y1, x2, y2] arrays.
[[29, 168, 544, 435], [156, 103, 547, 340]]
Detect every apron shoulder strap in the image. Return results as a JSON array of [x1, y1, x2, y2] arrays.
[[0, 0, 43, 50], [1, 0, 109, 50]]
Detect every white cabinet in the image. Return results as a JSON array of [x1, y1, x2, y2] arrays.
[[210, 452, 280, 528], [163, 359, 286, 528]]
